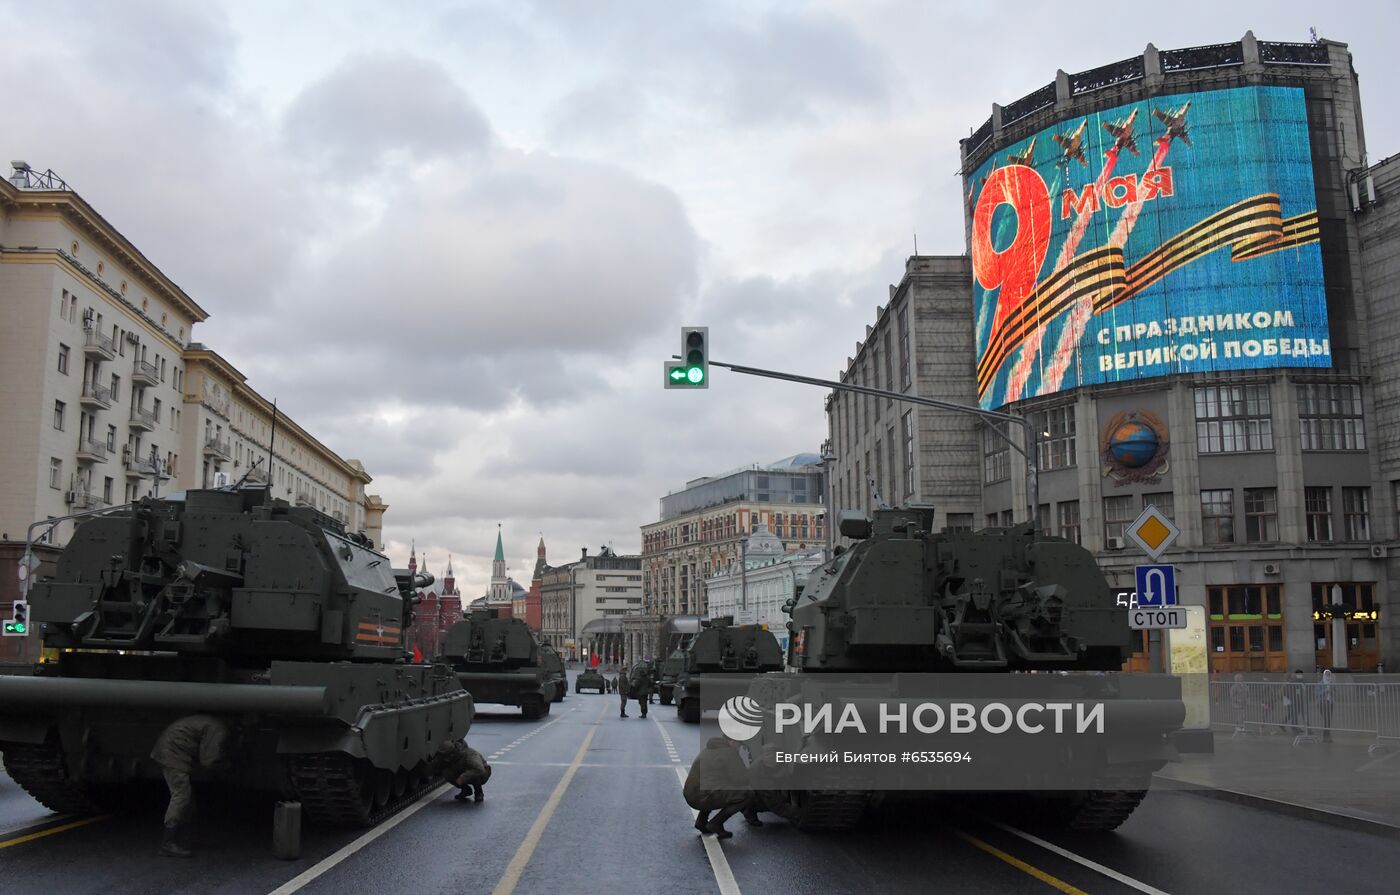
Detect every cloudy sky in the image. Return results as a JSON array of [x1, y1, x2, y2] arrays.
[[5, 1, 1395, 597]]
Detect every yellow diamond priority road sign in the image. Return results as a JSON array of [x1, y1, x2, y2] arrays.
[[1127, 504, 1179, 561]]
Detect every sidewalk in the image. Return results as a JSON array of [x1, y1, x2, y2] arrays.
[[1155, 728, 1400, 836]]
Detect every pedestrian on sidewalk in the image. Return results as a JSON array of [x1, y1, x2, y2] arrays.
[[1229, 674, 1249, 735], [1284, 669, 1310, 735], [617, 667, 630, 717], [1318, 669, 1336, 743]]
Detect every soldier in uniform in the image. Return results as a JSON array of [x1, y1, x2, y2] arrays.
[[628, 661, 654, 719], [150, 714, 234, 858], [683, 736, 760, 838], [617, 667, 630, 717], [430, 738, 491, 802]]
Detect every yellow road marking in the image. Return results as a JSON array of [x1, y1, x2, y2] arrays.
[[0, 814, 109, 849], [954, 829, 1090, 895], [490, 704, 602, 895]]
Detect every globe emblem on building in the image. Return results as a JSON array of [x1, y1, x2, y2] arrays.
[[1107, 419, 1160, 469], [718, 695, 765, 741]]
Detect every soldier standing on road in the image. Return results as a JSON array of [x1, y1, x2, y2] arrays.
[[618, 667, 631, 717], [628, 661, 654, 719], [430, 738, 491, 802], [684, 736, 759, 838], [150, 714, 234, 858]]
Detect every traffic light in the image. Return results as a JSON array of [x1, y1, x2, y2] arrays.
[[665, 326, 708, 389], [3, 599, 28, 636]]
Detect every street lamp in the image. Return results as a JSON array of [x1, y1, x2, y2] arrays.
[[1330, 584, 1348, 671]]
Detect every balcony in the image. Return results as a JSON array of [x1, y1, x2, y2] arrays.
[[76, 439, 110, 464], [129, 406, 159, 431], [295, 490, 316, 507], [132, 358, 159, 387], [122, 448, 160, 478], [204, 435, 232, 460], [64, 490, 102, 510], [79, 382, 113, 410], [82, 327, 116, 360]]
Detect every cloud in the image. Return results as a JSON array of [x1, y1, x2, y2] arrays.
[[282, 53, 492, 176]]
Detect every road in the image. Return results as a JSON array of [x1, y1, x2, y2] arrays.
[[3, 670, 1397, 895]]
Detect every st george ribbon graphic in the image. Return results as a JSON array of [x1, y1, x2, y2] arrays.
[[967, 85, 1329, 409]]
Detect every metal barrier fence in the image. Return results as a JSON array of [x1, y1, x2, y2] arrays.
[[1209, 675, 1400, 753]]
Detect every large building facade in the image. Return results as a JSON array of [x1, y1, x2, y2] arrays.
[[1, 163, 385, 659], [540, 546, 642, 660], [830, 33, 1398, 672], [704, 524, 825, 656]]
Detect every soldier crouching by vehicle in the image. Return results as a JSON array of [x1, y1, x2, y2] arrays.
[[151, 713, 235, 858], [431, 739, 491, 802], [683, 736, 762, 838]]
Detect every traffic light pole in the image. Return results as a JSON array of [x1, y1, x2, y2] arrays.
[[701, 358, 1040, 526]]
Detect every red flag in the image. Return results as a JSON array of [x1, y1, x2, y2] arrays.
[[413, 644, 424, 663], [590, 652, 600, 668]]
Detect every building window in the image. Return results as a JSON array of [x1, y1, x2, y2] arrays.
[[947, 513, 973, 532], [872, 346, 882, 422], [874, 439, 884, 503], [1201, 489, 1234, 544], [57, 344, 70, 374], [106, 425, 117, 451], [1311, 582, 1381, 671], [1208, 584, 1285, 674], [111, 373, 121, 399], [1305, 487, 1333, 542], [102, 477, 113, 503], [1298, 383, 1365, 450], [1343, 487, 1370, 541], [1103, 495, 1135, 544], [1033, 405, 1076, 470], [1141, 492, 1174, 520], [901, 411, 915, 496], [883, 331, 894, 405], [1037, 503, 1051, 531], [983, 423, 1010, 484], [49, 457, 62, 489], [986, 513, 999, 530], [1243, 488, 1278, 543], [1195, 384, 1272, 453], [1057, 501, 1080, 544], [898, 304, 911, 390], [53, 400, 66, 431]]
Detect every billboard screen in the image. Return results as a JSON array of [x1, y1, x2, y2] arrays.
[[967, 85, 1327, 409]]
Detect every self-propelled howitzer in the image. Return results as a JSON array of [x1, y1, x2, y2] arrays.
[[439, 609, 555, 719], [739, 507, 1185, 833], [0, 488, 472, 826]]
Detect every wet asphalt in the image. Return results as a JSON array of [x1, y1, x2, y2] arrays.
[[3, 670, 1399, 895]]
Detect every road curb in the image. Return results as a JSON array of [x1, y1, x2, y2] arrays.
[[1155, 774, 1400, 840]]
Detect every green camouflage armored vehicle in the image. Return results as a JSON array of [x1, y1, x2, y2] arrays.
[[655, 649, 687, 705], [675, 617, 784, 724], [575, 667, 607, 693], [0, 488, 472, 827], [439, 610, 555, 719], [736, 508, 1185, 832], [537, 641, 567, 703]]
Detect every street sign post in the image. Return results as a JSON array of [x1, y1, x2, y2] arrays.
[[1134, 564, 1177, 607], [1129, 606, 1187, 629], [1126, 505, 1179, 561]]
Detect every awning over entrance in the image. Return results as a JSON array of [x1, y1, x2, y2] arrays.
[[581, 618, 625, 636]]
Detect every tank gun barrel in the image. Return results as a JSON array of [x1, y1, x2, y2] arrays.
[[0, 675, 330, 715]]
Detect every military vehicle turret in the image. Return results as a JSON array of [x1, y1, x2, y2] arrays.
[[0, 488, 472, 826], [675, 617, 784, 724], [655, 649, 687, 705], [537, 641, 567, 703], [439, 610, 555, 719], [738, 507, 1185, 832]]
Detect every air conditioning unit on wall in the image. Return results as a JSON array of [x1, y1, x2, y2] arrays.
[[1370, 545, 1388, 559], [1105, 537, 1124, 550], [1262, 562, 1281, 576]]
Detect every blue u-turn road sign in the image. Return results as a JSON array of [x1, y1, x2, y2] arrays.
[[1135, 565, 1177, 607]]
